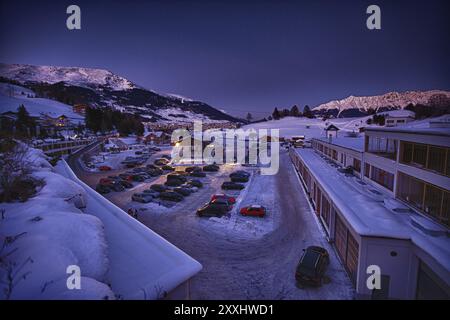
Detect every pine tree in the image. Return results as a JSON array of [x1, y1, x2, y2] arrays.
[[246, 112, 253, 123], [272, 108, 281, 120], [303, 105, 313, 118], [290, 105, 300, 117]]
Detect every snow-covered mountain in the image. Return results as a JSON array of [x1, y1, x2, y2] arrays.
[[313, 90, 450, 117], [0, 63, 240, 123]]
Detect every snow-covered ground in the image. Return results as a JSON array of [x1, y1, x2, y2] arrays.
[[0, 83, 84, 121], [0, 146, 114, 300]]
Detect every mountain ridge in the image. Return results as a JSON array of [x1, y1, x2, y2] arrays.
[[0, 63, 241, 123]]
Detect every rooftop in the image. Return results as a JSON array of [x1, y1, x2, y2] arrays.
[[365, 126, 450, 137], [294, 148, 450, 272], [315, 135, 365, 152]]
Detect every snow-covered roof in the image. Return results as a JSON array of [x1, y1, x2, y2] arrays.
[[294, 148, 450, 272], [315, 136, 365, 152], [381, 109, 415, 118], [58, 161, 202, 299], [365, 126, 450, 137]]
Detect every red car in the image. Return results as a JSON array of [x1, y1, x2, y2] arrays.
[[240, 205, 266, 217], [99, 165, 112, 171], [211, 194, 236, 204], [99, 178, 113, 185]]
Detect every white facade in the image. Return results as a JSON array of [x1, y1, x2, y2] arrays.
[[291, 126, 450, 299]]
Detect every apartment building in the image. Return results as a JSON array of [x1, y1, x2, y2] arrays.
[[290, 125, 450, 299]]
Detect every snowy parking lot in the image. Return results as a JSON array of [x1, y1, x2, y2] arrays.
[[69, 141, 355, 299]]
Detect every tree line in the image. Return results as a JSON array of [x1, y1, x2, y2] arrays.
[[85, 106, 144, 136]]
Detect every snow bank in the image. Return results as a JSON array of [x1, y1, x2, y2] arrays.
[[0, 146, 113, 300]]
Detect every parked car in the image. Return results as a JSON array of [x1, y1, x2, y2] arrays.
[[295, 246, 330, 287], [132, 193, 153, 203], [197, 201, 229, 217], [230, 175, 249, 183], [185, 166, 201, 173], [240, 205, 266, 217], [203, 164, 220, 172], [99, 165, 112, 171], [221, 181, 245, 190], [143, 189, 160, 198], [130, 174, 145, 182], [162, 165, 175, 171], [188, 179, 203, 188], [95, 184, 111, 194], [99, 178, 113, 185], [118, 173, 133, 181], [167, 173, 187, 183], [118, 180, 133, 188], [135, 151, 143, 155], [150, 184, 169, 193], [173, 187, 192, 196], [165, 179, 184, 187], [190, 171, 207, 177], [146, 168, 163, 176], [211, 193, 236, 204], [154, 158, 170, 166], [230, 170, 250, 178], [109, 181, 125, 192], [159, 191, 184, 202]]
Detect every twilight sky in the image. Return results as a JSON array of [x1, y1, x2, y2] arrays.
[[1, 0, 449, 118]]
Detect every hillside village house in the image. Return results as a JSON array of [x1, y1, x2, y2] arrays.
[[384, 110, 415, 127], [290, 123, 450, 299], [144, 131, 171, 145]]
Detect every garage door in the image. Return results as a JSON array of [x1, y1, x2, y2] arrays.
[[335, 215, 359, 285]]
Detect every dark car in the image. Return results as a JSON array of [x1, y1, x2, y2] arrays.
[[203, 164, 220, 172], [167, 173, 187, 183], [131, 174, 145, 182], [165, 179, 184, 187], [197, 201, 229, 217], [230, 170, 250, 178], [146, 168, 163, 176], [230, 175, 249, 183], [190, 171, 207, 177], [109, 181, 125, 192], [162, 165, 175, 171], [295, 246, 330, 287], [95, 184, 111, 194], [154, 158, 170, 166], [143, 189, 160, 198], [118, 180, 133, 188], [221, 181, 245, 190], [150, 184, 169, 192], [188, 179, 203, 188], [131, 192, 153, 203], [185, 166, 201, 173], [173, 187, 192, 196], [159, 191, 184, 202]]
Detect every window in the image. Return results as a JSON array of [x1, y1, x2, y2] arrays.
[[353, 159, 361, 173], [332, 149, 338, 160], [401, 142, 413, 163], [397, 172, 449, 227], [370, 166, 394, 191], [400, 141, 449, 177], [427, 146, 446, 174], [365, 163, 370, 178], [412, 144, 427, 168], [366, 136, 397, 160], [321, 195, 331, 228]]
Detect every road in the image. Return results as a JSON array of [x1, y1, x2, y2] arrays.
[[68, 143, 355, 299]]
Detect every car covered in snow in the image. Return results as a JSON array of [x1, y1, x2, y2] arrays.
[[132, 193, 153, 203], [211, 194, 236, 204], [221, 181, 245, 190], [240, 205, 266, 217], [295, 246, 330, 287]]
